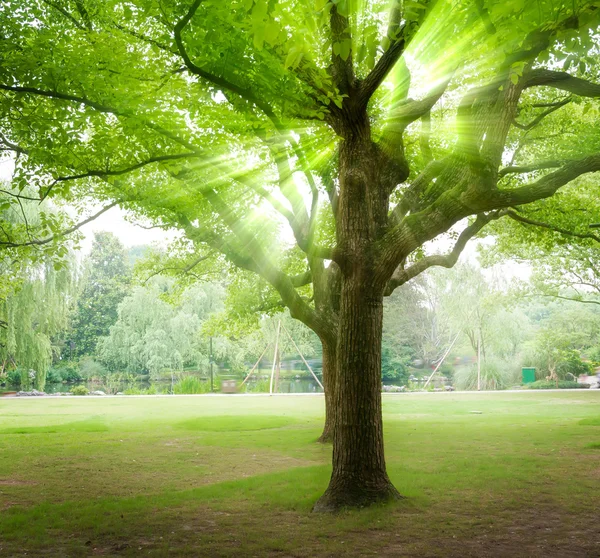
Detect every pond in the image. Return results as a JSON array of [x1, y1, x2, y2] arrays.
[[1, 367, 326, 395]]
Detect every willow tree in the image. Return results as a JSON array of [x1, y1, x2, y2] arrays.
[[2, 0, 600, 510]]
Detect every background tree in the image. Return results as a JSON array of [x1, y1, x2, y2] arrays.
[[3, 0, 600, 510], [68, 232, 130, 358]]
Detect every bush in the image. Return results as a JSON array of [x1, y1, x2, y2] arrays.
[[454, 358, 517, 391], [70, 385, 89, 396], [123, 384, 161, 395], [247, 378, 270, 393], [527, 380, 590, 390], [5, 369, 21, 387], [79, 358, 108, 381], [173, 376, 210, 394], [46, 367, 63, 384]]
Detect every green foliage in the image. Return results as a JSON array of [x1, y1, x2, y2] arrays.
[[46, 362, 82, 384], [173, 376, 211, 394], [123, 384, 161, 395], [78, 358, 108, 382], [70, 385, 89, 396], [527, 380, 590, 389], [4, 369, 21, 386], [97, 281, 225, 378], [68, 232, 130, 358], [381, 346, 409, 383], [1, 257, 76, 384], [246, 378, 271, 393], [454, 358, 518, 391]]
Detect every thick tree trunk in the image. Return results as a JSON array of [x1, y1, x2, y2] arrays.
[[313, 273, 400, 511], [314, 130, 401, 511], [317, 340, 337, 443]]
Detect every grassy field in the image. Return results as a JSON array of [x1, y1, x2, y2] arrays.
[[1, 392, 599, 557]]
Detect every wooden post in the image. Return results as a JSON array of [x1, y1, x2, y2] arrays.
[[280, 323, 324, 390], [274, 347, 281, 393], [423, 332, 460, 389], [477, 332, 481, 391], [241, 344, 270, 386], [269, 321, 282, 395]]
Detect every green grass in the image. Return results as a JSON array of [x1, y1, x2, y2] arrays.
[[1, 392, 599, 557]]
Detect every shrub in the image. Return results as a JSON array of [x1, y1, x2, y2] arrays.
[[527, 380, 590, 390], [454, 358, 516, 391], [5, 369, 21, 387], [70, 385, 89, 396], [46, 367, 63, 384], [173, 376, 210, 394], [247, 378, 270, 393], [123, 384, 161, 395], [79, 358, 108, 381]]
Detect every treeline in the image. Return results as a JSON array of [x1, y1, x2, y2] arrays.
[[3, 228, 600, 392]]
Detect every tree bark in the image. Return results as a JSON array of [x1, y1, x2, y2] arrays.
[[317, 340, 336, 443], [313, 272, 400, 511], [314, 130, 401, 511]]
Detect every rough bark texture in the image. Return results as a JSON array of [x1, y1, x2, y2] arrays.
[[317, 341, 336, 444], [313, 127, 401, 511]]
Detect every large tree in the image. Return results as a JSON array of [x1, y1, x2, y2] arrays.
[[2, 0, 600, 510]]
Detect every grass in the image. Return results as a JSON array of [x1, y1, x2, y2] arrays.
[[1, 391, 599, 557]]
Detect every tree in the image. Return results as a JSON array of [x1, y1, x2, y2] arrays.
[[68, 232, 130, 357], [98, 280, 225, 376], [2, 0, 600, 510], [0, 259, 76, 390]]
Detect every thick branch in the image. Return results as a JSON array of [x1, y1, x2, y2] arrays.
[[491, 153, 600, 207], [384, 213, 494, 295], [358, 31, 406, 107], [523, 69, 600, 98], [499, 160, 567, 177]]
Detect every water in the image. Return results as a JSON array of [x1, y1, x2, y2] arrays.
[[1, 373, 325, 395]]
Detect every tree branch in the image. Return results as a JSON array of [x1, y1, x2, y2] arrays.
[[52, 151, 205, 184], [523, 69, 600, 98], [173, 0, 277, 120], [358, 30, 406, 107], [0, 200, 120, 249], [505, 209, 600, 244], [499, 160, 568, 177], [384, 213, 495, 295], [142, 253, 212, 284], [513, 97, 571, 131]]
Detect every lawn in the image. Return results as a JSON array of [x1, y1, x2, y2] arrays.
[[1, 391, 599, 557]]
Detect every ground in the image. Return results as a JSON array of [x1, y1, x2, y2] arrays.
[[1, 391, 599, 557]]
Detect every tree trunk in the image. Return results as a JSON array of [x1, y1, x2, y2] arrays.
[[314, 272, 400, 511], [317, 340, 337, 443], [314, 130, 401, 511]]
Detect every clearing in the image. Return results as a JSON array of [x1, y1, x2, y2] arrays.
[[1, 392, 599, 557]]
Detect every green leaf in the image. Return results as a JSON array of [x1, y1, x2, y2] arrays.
[[339, 39, 351, 61], [264, 21, 279, 45]]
